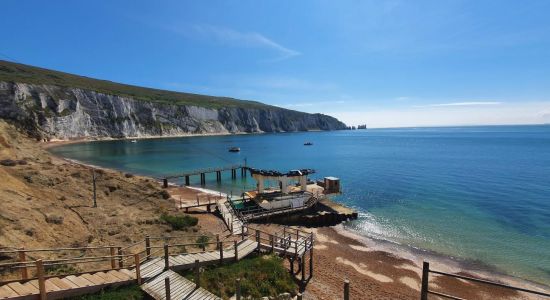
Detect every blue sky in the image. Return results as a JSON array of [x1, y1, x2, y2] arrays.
[[2, 0, 550, 127]]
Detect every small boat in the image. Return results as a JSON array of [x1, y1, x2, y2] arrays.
[[229, 147, 240, 152], [130, 139, 137, 143], [304, 142, 313, 146]]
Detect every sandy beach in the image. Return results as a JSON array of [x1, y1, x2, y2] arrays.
[[166, 185, 550, 300]]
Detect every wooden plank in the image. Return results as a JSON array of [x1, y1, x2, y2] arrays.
[[106, 270, 128, 282], [58, 277, 80, 289], [119, 268, 136, 279], [65, 275, 92, 287], [29, 278, 62, 293], [5, 282, 36, 296], [48, 277, 73, 290], [81, 273, 105, 285], [94, 272, 118, 283], [0, 285, 19, 299]]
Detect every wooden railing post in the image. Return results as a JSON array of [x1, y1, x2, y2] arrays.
[[256, 230, 260, 251], [420, 261, 429, 300], [110, 245, 116, 269], [309, 246, 313, 279], [18, 248, 28, 280], [241, 226, 245, 240], [134, 254, 142, 285], [219, 242, 224, 264], [344, 279, 350, 300], [234, 240, 238, 261], [216, 234, 220, 250], [117, 247, 123, 268], [194, 259, 200, 288], [145, 235, 151, 259], [165, 277, 171, 300], [270, 234, 274, 253], [301, 257, 306, 283], [35, 259, 47, 300], [236, 278, 241, 300], [164, 244, 169, 270]]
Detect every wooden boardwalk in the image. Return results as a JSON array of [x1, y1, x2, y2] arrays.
[[0, 239, 258, 300], [0, 269, 136, 300], [141, 270, 220, 300], [0, 228, 312, 300]]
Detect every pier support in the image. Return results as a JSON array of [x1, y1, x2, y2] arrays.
[[241, 167, 247, 178], [200, 173, 206, 186], [231, 169, 237, 179], [216, 171, 221, 183], [185, 175, 190, 186]]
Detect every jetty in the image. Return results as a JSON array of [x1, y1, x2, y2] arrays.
[[161, 164, 248, 188], [0, 225, 314, 300]]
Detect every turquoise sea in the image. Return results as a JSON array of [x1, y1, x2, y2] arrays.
[[50, 125, 550, 285]]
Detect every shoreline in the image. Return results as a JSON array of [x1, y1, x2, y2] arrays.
[[43, 146, 550, 297], [42, 128, 334, 149], [334, 224, 550, 294]]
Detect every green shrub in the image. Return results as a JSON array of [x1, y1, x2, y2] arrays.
[[66, 284, 143, 300], [160, 213, 198, 230], [196, 235, 210, 249], [183, 254, 297, 299]]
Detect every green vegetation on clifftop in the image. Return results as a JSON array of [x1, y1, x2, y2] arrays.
[[0, 60, 276, 109]]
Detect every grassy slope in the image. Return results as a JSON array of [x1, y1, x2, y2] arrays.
[[183, 254, 297, 299], [0, 60, 281, 110]]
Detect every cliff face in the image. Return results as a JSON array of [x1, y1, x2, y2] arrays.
[[0, 81, 347, 139]]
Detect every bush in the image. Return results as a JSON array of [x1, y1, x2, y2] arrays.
[[160, 213, 198, 230], [66, 284, 143, 300], [183, 254, 297, 299], [196, 235, 210, 249]]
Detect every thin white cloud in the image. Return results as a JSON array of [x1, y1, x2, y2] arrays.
[[192, 25, 300, 61], [281, 100, 346, 108], [416, 101, 502, 108], [330, 102, 550, 128]]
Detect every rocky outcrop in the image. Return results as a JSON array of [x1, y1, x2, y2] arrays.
[[0, 82, 347, 139]]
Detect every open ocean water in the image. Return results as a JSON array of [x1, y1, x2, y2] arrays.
[[50, 125, 550, 284]]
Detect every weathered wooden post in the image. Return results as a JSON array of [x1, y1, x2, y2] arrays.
[[241, 226, 245, 240], [344, 279, 350, 300], [18, 248, 28, 280], [290, 258, 294, 274], [301, 257, 306, 283], [420, 261, 430, 300], [163, 178, 168, 188], [234, 240, 238, 261], [134, 254, 142, 284], [36, 259, 46, 300], [236, 278, 241, 300], [164, 244, 169, 270], [309, 246, 313, 279], [216, 234, 220, 249], [145, 235, 151, 259], [165, 277, 171, 300], [219, 241, 224, 264], [270, 234, 274, 253], [110, 245, 116, 269], [256, 230, 260, 251], [185, 175, 190, 186], [118, 247, 123, 268], [194, 259, 200, 288]]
